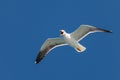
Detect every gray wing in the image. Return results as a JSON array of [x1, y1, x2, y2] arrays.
[[71, 25, 112, 41], [35, 38, 66, 64]]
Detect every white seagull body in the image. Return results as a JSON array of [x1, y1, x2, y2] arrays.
[[35, 25, 112, 64]]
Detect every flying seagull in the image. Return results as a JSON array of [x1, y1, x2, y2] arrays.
[[35, 25, 112, 64]]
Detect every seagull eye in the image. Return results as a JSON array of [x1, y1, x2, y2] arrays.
[[61, 31, 64, 34]]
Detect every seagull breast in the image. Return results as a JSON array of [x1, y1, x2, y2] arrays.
[[63, 33, 77, 48]]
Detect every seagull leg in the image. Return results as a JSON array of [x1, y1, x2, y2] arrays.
[[74, 43, 86, 52], [75, 47, 81, 52]]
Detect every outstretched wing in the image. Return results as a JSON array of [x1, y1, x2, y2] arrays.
[[35, 38, 66, 64], [71, 25, 112, 41]]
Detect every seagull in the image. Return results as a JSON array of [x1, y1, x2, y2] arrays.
[[35, 25, 112, 64]]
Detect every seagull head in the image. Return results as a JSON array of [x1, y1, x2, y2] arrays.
[[60, 30, 66, 36]]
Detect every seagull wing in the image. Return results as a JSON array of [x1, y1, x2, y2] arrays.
[[35, 38, 67, 64], [71, 25, 112, 41]]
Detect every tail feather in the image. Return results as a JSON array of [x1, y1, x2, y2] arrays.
[[75, 44, 86, 52]]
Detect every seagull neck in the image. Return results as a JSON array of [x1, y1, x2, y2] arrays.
[[64, 33, 70, 38]]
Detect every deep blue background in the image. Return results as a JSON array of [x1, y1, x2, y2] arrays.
[[0, 0, 119, 80]]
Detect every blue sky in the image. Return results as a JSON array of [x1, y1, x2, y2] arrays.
[[0, 0, 119, 80]]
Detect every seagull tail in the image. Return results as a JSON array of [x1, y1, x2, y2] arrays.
[[75, 44, 86, 53]]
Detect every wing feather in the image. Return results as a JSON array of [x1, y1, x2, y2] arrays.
[[35, 38, 66, 64], [71, 25, 112, 41]]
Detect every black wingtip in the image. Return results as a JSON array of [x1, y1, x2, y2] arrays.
[[35, 51, 45, 64], [97, 28, 112, 33], [35, 61, 38, 64], [35, 57, 43, 64], [104, 30, 112, 33], [35, 58, 43, 64]]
